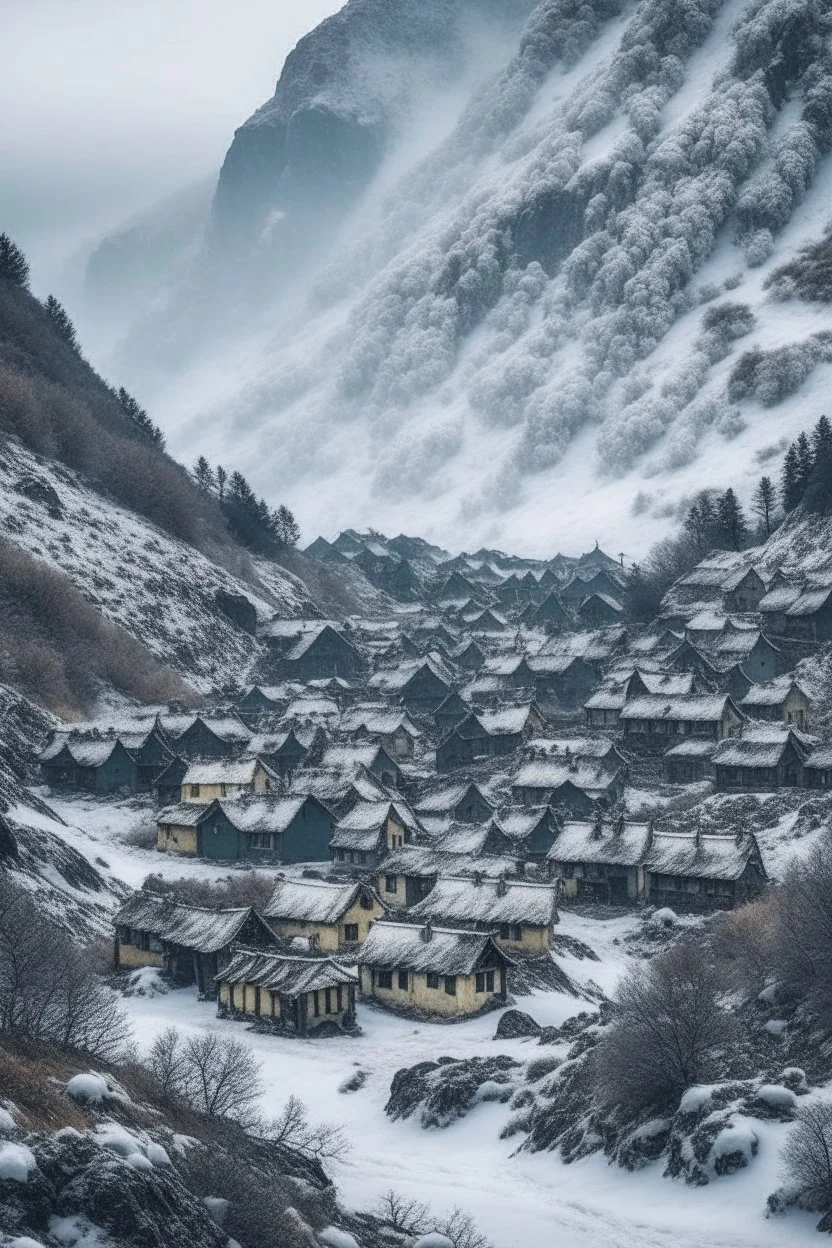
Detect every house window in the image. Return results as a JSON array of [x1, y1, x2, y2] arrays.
[[343, 923, 359, 943], [398, 970, 408, 991], [426, 973, 439, 989], [220, 783, 227, 797], [249, 833, 274, 850], [190, 784, 200, 797], [385, 875, 397, 893], [325, 988, 333, 1014], [378, 970, 393, 989], [475, 971, 495, 993], [359, 895, 374, 910], [444, 976, 457, 996], [313, 990, 320, 1017]]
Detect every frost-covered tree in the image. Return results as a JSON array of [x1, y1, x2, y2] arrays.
[[751, 475, 776, 535], [715, 487, 747, 550], [215, 464, 227, 502], [782, 443, 802, 512], [116, 386, 165, 450], [192, 455, 215, 494]]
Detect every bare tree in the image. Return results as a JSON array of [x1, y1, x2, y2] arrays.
[[770, 843, 832, 1024], [181, 1031, 263, 1124], [268, 1094, 349, 1164], [148, 1025, 187, 1101], [372, 1189, 430, 1236], [594, 941, 737, 1111], [439, 1207, 493, 1248], [782, 1103, 832, 1213]]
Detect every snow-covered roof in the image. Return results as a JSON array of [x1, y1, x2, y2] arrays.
[[156, 802, 209, 827], [216, 949, 357, 994], [380, 845, 518, 879], [712, 726, 812, 768], [492, 806, 553, 841], [284, 625, 356, 662], [318, 743, 396, 774], [580, 592, 623, 613], [339, 705, 421, 737], [663, 739, 717, 758], [40, 737, 124, 767], [264, 877, 373, 923], [181, 758, 275, 788], [758, 583, 803, 612], [525, 736, 618, 760], [476, 705, 538, 736], [740, 676, 810, 708], [213, 796, 320, 833], [645, 832, 762, 880], [357, 921, 508, 975], [513, 758, 621, 790], [547, 821, 651, 867], [281, 696, 340, 721], [115, 891, 260, 953], [432, 825, 494, 855], [179, 716, 251, 745], [247, 729, 314, 755], [619, 695, 737, 723], [415, 781, 493, 813], [686, 609, 728, 632], [786, 586, 832, 617], [408, 876, 557, 927]]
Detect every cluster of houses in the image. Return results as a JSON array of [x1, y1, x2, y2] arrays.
[[38, 532, 832, 1031]]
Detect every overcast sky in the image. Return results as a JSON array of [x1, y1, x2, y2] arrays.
[[1, 0, 343, 287]]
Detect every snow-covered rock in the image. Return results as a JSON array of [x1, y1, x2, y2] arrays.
[[0, 1141, 37, 1182]]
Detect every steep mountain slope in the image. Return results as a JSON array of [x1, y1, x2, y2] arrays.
[[96, 0, 832, 556]]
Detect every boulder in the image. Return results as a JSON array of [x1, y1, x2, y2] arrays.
[[493, 1010, 541, 1040], [214, 590, 257, 635]]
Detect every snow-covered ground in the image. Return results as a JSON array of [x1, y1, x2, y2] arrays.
[[22, 786, 827, 1246]]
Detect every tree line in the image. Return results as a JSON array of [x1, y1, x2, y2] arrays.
[[191, 456, 300, 553]]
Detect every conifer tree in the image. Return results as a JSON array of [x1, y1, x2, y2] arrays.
[[44, 294, 78, 350], [0, 233, 30, 288], [275, 504, 301, 547], [716, 487, 747, 550], [806, 414, 832, 513], [684, 492, 716, 551], [796, 431, 814, 495], [782, 443, 802, 512], [751, 475, 776, 535], [116, 387, 165, 450], [215, 465, 227, 503], [192, 456, 215, 493]]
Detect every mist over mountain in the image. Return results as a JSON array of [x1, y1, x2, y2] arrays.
[[84, 0, 832, 556]]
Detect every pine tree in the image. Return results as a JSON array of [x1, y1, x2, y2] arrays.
[[44, 294, 78, 350], [116, 386, 165, 450], [796, 431, 814, 496], [216, 466, 227, 503], [716, 487, 747, 550], [0, 233, 30, 288], [192, 456, 215, 493], [782, 443, 802, 512], [806, 414, 832, 513], [275, 504, 301, 547], [684, 493, 716, 551], [751, 476, 776, 535]]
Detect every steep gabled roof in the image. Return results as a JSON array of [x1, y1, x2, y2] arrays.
[[216, 949, 357, 994], [547, 820, 651, 867], [408, 876, 558, 927], [740, 676, 810, 709], [264, 877, 378, 924], [357, 920, 510, 975], [114, 890, 265, 953], [213, 795, 329, 833], [619, 694, 740, 723], [181, 757, 277, 788], [712, 726, 813, 769], [645, 831, 765, 880]]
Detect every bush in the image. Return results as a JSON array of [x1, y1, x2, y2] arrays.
[[141, 871, 275, 912], [148, 1027, 263, 1125], [593, 942, 737, 1111], [779, 1103, 832, 1218], [0, 540, 193, 716], [769, 842, 832, 1024]]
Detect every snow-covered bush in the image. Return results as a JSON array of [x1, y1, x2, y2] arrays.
[[728, 334, 832, 405]]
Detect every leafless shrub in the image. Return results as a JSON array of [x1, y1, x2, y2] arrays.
[[707, 894, 778, 994], [439, 1206, 493, 1248], [594, 941, 737, 1111], [780, 1102, 832, 1213], [0, 876, 131, 1059], [147, 1026, 263, 1125], [141, 870, 275, 912], [123, 820, 158, 850], [372, 1189, 430, 1236], [267, 1093, 349, 1164], [768, 842, 832, 1024]]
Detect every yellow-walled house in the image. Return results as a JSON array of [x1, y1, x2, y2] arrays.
[[216, 948, 358, 1036], [180, 757, 278, 804], [377, 845, 519, 910], [329, 798, 419, 867], [406, 875, 558, 953], [156, 802, 206, 855], [357, 920, 511, 1018], [263, 877, 387, 950], [113, 889, 276, 996]]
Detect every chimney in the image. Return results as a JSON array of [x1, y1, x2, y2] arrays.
[[496, 876, 508, 897], [473, 870, 483, 887], [421, 918, 433, 942]]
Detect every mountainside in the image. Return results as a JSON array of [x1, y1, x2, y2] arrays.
[[91, 0, 832, 556]]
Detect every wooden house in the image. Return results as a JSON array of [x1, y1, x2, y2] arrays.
[[758, 574, 803, 634], [709, 629, 783, 683], [39, 735, 142, 795], [712, 726, 810, 791], [377, 845, 520, 909], [246, 727, 318, 778], [407, 875, 558, 953], [784, 583, 832, 642], [431, 820, 518, 858], [740, 676, 811, 728], [526, 655, 598, 707], [662, 739, 716, 783], [619, 693, 743, 741], [357, 920, 511, 1018], [414, 780, 495, 832], [198, 795, 335, 862], [531, 592, 571, 632], [643, 829, 767, 910], [330, 798, 419, 866], [437, 703, 545, 772], [803, 744, 832, 789], [113, 890, 275, 996], [339, 705, 421, 760], [512, 754, 625, 810], [180, 757, 277, 803], [578, 592, 623, 627], [398, 658, 455, 714], [546, 818, 652, 902], [264, 877, 386, 950], [173, 715, 252, 761], [718, 664, 754, 704], [455, 640, 486, 673], [282, 624, 365, 681], [433, 692, 472, 738], [667, 639, 722, 683], [235, 685, 285, 719], [153, 755, 188, 806], [316, 741, 402, 789], [722, 566, 767, 613], [216, 949, 357, 1036], [435, 572, 482, 606], [488, 805, 561, 860], [584, 670, 698, 729]]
